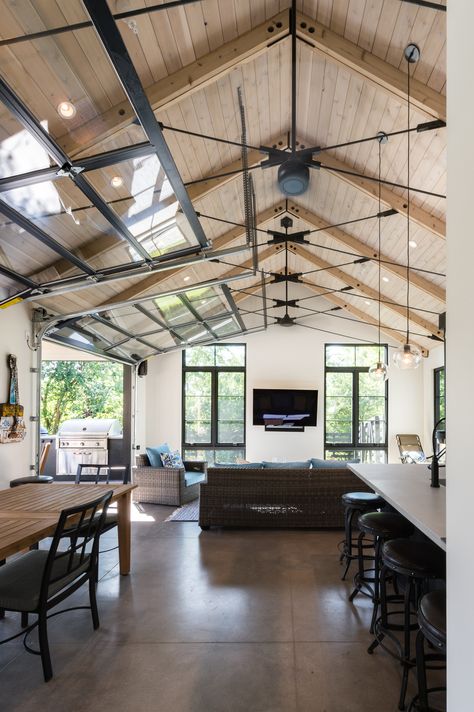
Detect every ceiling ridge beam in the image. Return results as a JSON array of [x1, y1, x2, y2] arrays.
[[287, 203, 445, 302], [296, 12, 445, 121], [58, 11, 290, 157], [291, 243, 442, 338]]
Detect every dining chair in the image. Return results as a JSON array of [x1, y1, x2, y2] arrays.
[[0, 490, 112, 681]]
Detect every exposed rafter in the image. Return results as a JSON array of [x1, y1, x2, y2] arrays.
[[58, 11, 290, 157], [297, 13, 445, 121], [287, 203, 445, 302], [290, 243, 442, 338]]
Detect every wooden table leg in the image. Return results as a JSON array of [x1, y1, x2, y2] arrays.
[[117, 491, 131, 575]]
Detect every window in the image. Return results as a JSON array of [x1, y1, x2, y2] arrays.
[[324, 344, 388, 463], [182, 344, 246, 465], [434, 367, 445, 423]]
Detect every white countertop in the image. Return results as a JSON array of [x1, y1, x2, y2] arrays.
[[348, 463, 446, 551]]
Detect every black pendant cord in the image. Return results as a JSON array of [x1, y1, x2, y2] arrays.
[[290, 0, 297, 154], [406, 61, 412, 344], [378, 139, 382, 362]]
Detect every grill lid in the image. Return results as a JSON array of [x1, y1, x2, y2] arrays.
[[57, 418, 122, 437]]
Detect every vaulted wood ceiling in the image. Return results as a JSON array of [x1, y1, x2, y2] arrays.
[[0, 0, 446, 362]]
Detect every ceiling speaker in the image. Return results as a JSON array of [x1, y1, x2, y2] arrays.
[[278, 159, 310, 196], [137, 360, 148, 377]]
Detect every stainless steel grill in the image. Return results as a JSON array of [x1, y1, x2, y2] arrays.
[[56, 418, 122, 477]]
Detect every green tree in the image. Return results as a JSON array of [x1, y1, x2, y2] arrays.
[[41, 360, 123, 434]]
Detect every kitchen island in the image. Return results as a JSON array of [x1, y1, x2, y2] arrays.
[[348, 463, 446, 551]]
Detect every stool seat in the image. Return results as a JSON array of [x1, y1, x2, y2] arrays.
[[10, 476, 53, 487], [418, 590, 446, 650], [358, 511, 414, 539], [382, 539, 446, 580], [342, 492, 385, 508]]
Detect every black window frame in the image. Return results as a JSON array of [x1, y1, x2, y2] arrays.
[[324, 343, 388, 459], [434, 366, 445, 424], [182, 344, 246, 461]]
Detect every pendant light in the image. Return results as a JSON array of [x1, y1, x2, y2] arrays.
[[393, 43, 422, 371], [368, 132, 389, 383]]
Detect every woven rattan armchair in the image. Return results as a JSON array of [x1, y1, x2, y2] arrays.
[[132, 454, 207, 506]]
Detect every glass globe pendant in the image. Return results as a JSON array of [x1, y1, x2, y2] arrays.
[[392, 343, 422, 370], [368, 361, 389, 382]]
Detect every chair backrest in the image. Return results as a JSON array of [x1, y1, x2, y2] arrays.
[[39, 490, 113, 605], [39, 441, 51, 474], [396, 434, 425, 463]]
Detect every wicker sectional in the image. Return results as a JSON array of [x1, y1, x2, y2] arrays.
[[199, 466, 372, 529], [133, 455, 207, 506]]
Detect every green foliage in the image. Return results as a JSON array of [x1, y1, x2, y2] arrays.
[[41, 360, 123, 434]]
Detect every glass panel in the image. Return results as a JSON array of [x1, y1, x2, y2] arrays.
[[325, 449, 387, 464], [326, 372, 352, 397], [185, 346, 215, 367], [355, 345, 385, 367], [0, 106, 54, 179], [358, 372, 386, 445], [218, 371, 245, 444], [184, 371, 212, 444], [155, 294, 192, 326], [325, 345, 355, 367], [215, 344, 246, 367], [183, 448, 246, 466]]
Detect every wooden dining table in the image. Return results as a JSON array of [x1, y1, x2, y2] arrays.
[[0, 483, 136, 575]]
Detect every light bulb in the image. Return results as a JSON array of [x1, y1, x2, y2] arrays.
[[57, 101, 76, 119], [368, 361, 389, 382], [110, 175, 123, 188], [392, 343, 422, 370]]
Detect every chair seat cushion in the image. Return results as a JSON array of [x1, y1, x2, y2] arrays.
[[184, 472, 206, 487], [418, 590, 446, 647], [382, 538, 446, 579], [10, 476, 53, 487], [0, 550, 90, 612], [76, 511, 118, 537], [358, 511, 414, 539], [342, 492, 384, 508]]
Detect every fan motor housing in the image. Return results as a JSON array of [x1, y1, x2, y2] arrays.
[[278, 159, 310, 196]]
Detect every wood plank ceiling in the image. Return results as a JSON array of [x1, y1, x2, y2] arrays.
[[0, 0, 446, 361]]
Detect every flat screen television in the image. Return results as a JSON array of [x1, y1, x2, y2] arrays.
[[252, 388, 318, 430]]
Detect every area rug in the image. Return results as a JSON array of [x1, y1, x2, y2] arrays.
[[165, 498, 199, 522]]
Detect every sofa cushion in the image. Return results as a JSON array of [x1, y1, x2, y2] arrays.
[[161, 450, 184, 468], [184, 472, 206, 487], [310, 458, 360, 469], [262, 460, 311, 469], [146, 443, 170, 468], [214, 462, 263, 469]]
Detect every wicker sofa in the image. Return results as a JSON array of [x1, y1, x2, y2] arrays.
[[199, 465, 371, 529], [133, 454, 207, 506]]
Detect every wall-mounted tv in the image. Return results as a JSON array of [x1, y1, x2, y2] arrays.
[[253, 389, 318, 430]]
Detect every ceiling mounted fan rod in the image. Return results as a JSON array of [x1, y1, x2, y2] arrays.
[[319, 164, 446, 199], [290, 0, 298, 154], [311, 119, 446, 156]]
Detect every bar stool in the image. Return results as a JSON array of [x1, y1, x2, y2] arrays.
[[340, 492, 385, 580], [408, 590, 446, 712], [349, 512, 415, 634], [368, 539, 446, 711]]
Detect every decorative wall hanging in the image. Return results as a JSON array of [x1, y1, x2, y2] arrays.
[[0, 354, 26, 443]]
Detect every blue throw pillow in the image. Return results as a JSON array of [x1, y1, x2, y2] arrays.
[[310, 458, 360, 469], [262, 460, 311, 469], [146, 443, 170, 468], [161, 450, 184, 468]]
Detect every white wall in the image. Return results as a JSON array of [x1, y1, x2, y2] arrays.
[[139, 314, 425, 464], [0, 302, 35, 488], [447, 4, 474, 708]]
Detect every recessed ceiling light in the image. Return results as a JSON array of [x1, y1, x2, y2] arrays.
[[110, 175, 123, 188], [409, 240, 417, 248], [183, 276, 190, 282], [382, 276, 389, 283], [57, 101, 76, 119], [365, 300, 371, 305]]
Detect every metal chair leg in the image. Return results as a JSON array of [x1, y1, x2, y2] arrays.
[[38, 611, 53, 682], [89, 571, 100, 630]]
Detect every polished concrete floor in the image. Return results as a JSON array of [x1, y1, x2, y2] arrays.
[[0, 505, 438, 712]]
